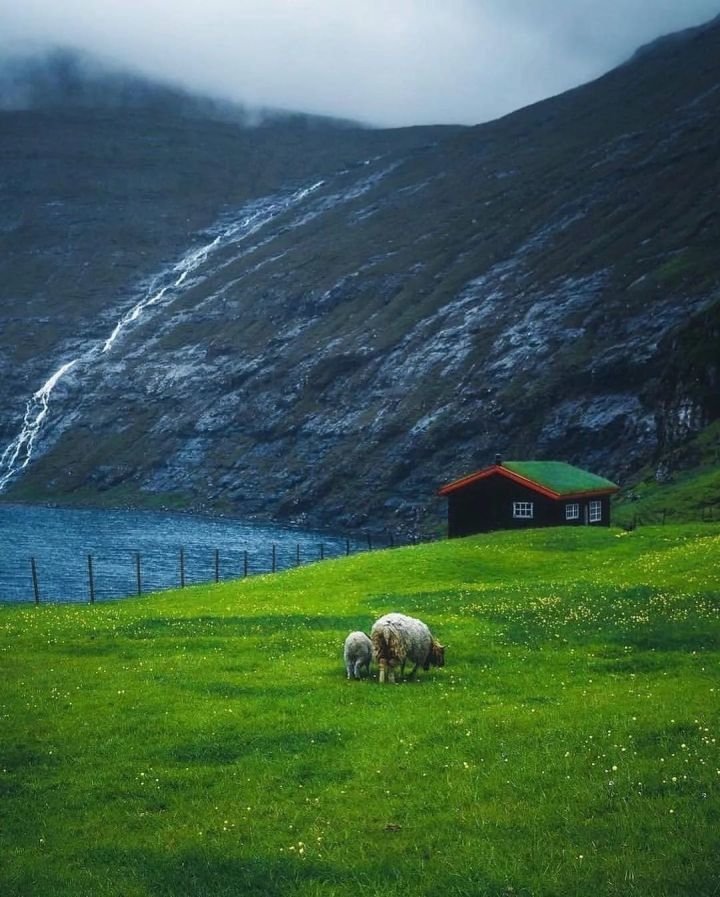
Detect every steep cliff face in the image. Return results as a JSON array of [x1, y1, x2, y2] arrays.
[[654, 300, 720, 459], [1, 21, 719, 531]]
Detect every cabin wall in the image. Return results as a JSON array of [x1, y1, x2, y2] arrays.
[[446, 476, 612, 537]]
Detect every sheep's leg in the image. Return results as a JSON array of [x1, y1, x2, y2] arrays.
[[354, 659, 365, 679], [408, 662, 420, 678], [346, 661, 354, 679]]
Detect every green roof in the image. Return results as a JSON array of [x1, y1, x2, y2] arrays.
[[502, 461, 618, 495]]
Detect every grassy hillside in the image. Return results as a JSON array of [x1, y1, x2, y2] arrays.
[[2, 525, 719, 896], [614, 423, 720, 526], [3, 20, 720, 529]]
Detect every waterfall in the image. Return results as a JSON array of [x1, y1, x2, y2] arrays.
[[0, 157, 403, 494], [0, 360, 78, 491], [0, 179, 325, 492]]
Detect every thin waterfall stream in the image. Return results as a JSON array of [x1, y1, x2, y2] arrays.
[[0, 179, 325, 492]]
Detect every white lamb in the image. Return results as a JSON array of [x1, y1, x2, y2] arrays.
[[371, 612, 445, 683], [343, 631, 373, 679]]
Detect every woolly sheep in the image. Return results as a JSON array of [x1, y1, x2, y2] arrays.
[[370, 612, 445, 684], [343, 631, 373, 679]]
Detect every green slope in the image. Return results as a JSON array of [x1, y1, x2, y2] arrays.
[[2, 524, 719, 897], [614, 422, 720, 525], [2, 20, 720, 529]]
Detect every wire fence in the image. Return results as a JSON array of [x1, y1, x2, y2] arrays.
[[13, 504, 716, 604], [617, 504, 718, 528], [15, 531, 437, 605]]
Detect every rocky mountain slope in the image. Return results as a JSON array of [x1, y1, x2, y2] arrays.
[[1, 19, 718, 532]]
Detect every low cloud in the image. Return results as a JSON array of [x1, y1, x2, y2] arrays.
[[0, 0, 718, 125]]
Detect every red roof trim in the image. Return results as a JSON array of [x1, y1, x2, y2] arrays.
[[437, 465, 619, 500]]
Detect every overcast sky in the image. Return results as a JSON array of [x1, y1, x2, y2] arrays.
[[1, 0, 718, 126]]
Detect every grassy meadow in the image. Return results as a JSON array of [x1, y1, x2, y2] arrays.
[[1, 524, 719, 897]]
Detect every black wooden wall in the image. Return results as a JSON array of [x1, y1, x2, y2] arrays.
[[446, 475, 612, 537]]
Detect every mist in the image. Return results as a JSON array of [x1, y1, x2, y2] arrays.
[[1, 0, 718, 126]]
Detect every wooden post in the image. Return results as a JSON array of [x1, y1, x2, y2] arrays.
[[244, 550, 248, 578], [296, 543, 301, 566], [214, 549, 220, 583], [320, 543, 324, 560], [30, 557, 40, 605], [136, 552, 142, 596], [367, 533, 373, 551], [87, 554, 95, 604], [272, 544, 277, 573], [180, 548, 185, 588]]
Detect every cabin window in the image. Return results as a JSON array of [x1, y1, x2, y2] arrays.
[[589, 500, 602, 522], [565, 503, 580, 520], [513, 501, 534, 519]]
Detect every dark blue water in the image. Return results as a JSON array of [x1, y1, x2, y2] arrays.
[[0, 503, 351, 603]]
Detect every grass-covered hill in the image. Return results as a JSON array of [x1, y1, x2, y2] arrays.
[[1, 16, 719, 530], [2, 524, 719, 897], [613, 420, 720, 526]]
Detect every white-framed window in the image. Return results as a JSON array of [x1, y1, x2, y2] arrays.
[[589, 500, 602, 522], [513, 501, 534, 519], [565, 503, 580, 520]]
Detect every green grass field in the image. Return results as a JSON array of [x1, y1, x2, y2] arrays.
[[2, 525, 719, 897]]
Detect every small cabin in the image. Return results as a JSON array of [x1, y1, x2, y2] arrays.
[[438, 458, 619, 537]]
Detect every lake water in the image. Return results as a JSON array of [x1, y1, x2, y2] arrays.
[[0, 503, 352, 603]]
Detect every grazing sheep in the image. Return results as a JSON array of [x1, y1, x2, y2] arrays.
[[344, 631, 373, 679], [371, 613, 445, 683]]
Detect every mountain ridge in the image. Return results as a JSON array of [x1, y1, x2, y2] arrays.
[[1, 20, 718, 532], [0, 47, 366, 129]]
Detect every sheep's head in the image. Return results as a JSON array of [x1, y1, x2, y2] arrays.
[[428, 639, 445, 668]]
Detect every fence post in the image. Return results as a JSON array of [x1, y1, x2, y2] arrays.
[[272, 544, 277, 573], [320, 543, 324, 561], [180, 548, 185, 588], [244, 550, 249, 578], [136, 552, 142, 596], [345, 538, 350, 556], [296, 543, 301, 566], [87, 554, 95, 604], [366, 533, 373, 551], [30, 557, 40, 605], [214, 549, 220, 583]]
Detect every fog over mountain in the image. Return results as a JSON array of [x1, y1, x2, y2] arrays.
[[1, 0, 719, 125], [0, 14, 718, 531], [0, 48, 359, 129]]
